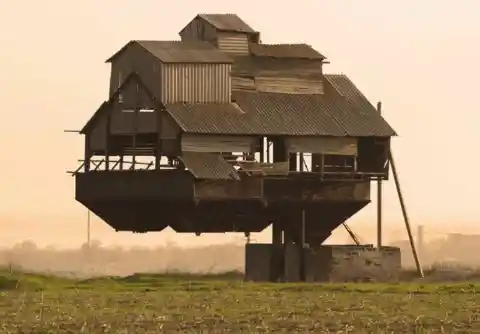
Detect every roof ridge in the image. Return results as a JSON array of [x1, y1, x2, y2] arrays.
[[198, 13, 240, 16]]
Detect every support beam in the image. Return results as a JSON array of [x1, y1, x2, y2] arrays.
[[377, 101, 383, 249], [271, 222, 282, 245], [299, 153, 305, 172], [83, 137, 91, 172], [156, 109, 162, 170], [104, 104, 112, 171], [299, 208, 306, 281], [389, 151, 424, 278], [131, 82, 140, 170], [343, 223, 360, 245], [271, 221, 283, 282], [289, 153, 297, 171], [259, 137, 265, 163]]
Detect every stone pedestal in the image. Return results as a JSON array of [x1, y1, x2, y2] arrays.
[[244, 243, 401, 283]]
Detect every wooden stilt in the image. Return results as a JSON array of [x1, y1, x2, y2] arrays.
[[377, 101, 383, 249], [389, 151, 424, 278], [299, 208, 306, 281]]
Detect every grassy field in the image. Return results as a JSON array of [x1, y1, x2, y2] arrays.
[[1, 270, 479, 333]]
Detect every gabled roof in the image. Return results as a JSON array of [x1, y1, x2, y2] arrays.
[[80, 73, 156, 134], [196, 14, 257, 33], [249, 43, 326, 60], [106, 40, 233, 64]]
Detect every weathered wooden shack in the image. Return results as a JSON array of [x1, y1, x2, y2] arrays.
[[72, 13, 398, 281]]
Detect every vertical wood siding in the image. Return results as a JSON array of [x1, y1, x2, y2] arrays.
[[160, 63, 232, 103]]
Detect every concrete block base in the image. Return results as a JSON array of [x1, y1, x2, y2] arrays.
[[245, 243, 401, 283]]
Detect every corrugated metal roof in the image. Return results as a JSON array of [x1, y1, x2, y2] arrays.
[[249, 43, 325, 60], [233, 92, 347, 136], [198, 14, 256, 33], [107, 40, 233, 64], [166, 77, 396, 137], [165, 93, 346, 136], [166, 102, 261, 135], [324, 74, 397, 136], [178, 152, 240, 180]]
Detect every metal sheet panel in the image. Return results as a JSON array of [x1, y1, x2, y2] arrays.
[[161, 63, 231, 103], [286, 136, 358, 155], [182, 134, 256, 152], [178, 152, 239, 180], [255, 77, 323, 94], [217, 32, 249, 55]]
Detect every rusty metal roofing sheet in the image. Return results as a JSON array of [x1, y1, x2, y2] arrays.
[[198, 14, 256, 33], [324, 74, 397, 136], [178, 152, 240, 180], [249, 43, 325, 60]]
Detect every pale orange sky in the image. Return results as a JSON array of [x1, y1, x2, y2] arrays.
[[1, 0, 479, 248]]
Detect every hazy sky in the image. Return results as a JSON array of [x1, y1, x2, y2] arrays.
[[1, 0, 479, 247]]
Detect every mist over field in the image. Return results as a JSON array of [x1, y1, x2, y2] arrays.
[[2, 231, 480, 277], [0, 241, 245, 277]]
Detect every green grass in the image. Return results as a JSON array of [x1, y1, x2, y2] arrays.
[[1, 269, 479, 333]]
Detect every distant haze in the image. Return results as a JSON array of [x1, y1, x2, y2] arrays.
[[1, 0, 479, 248]]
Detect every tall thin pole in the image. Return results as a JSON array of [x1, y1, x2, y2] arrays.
[[301, 209, 306, 248], [389, 151, 424, 278], [376, 101, 383, 249], [300, 208, 306, 281]]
